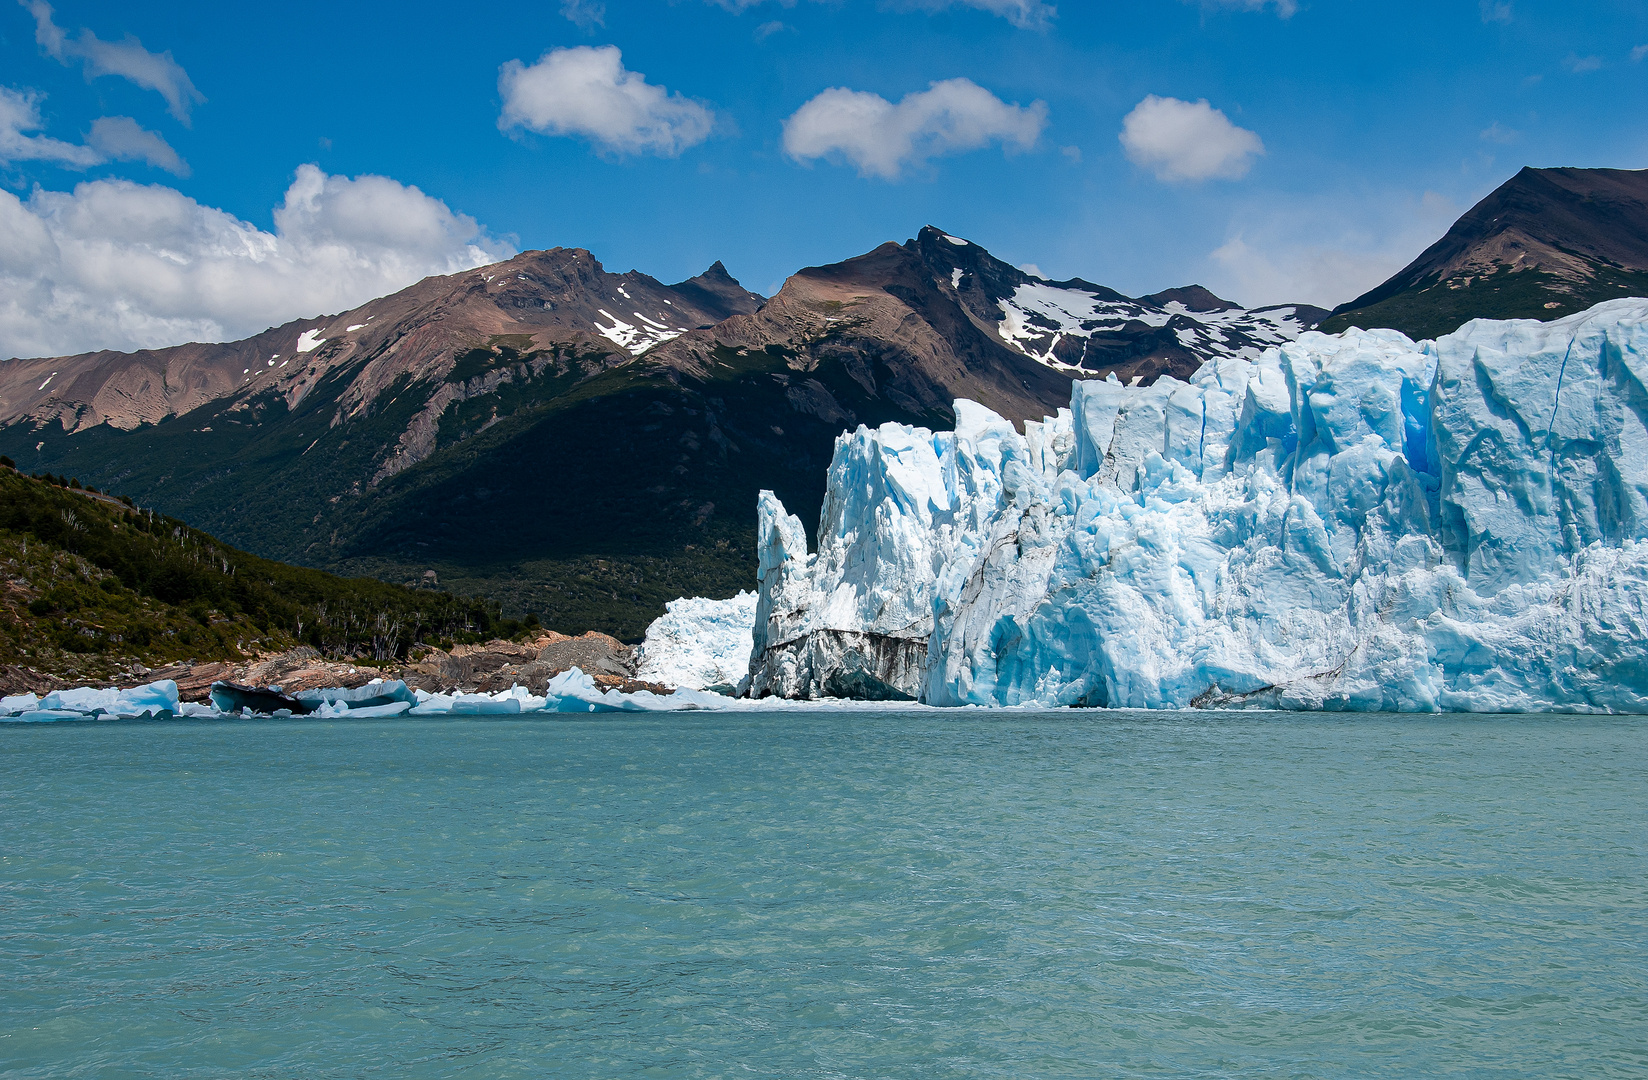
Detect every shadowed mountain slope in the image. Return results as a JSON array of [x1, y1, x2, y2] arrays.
[[0, 230, 1320, 638]]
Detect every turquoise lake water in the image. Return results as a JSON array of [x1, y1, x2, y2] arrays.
[[2, 711, 1644, 1078]]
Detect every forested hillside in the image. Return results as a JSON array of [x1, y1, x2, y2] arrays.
[[0, 464, 512, 681]]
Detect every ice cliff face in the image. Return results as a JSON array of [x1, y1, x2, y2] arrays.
[[638, 591, 758, 692], [745, 299, 1648, 712]]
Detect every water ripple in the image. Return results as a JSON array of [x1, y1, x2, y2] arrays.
[[1, 711, 1644, 1078]]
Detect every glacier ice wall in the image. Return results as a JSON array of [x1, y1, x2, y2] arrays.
[[638, 591, 758, 691], [746, 300, 1648, 712]]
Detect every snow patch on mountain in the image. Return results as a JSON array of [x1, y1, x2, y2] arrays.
[[995, 279, 1317, 370], [744, 299, 1648, 713], [594, 309, 686, 355]]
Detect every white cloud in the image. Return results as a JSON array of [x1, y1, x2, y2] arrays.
[[559, 0, 605, 29], [1119, 95, 1264, 182], [783, 78, 1047, 179], [1209, 235, 1381, 310], [1, 86, 188, 177], [1479, 121, 1519, 144], [1479, 0, 1512, 22], [886, 0, 1056, 28], [22, 0, 205, 123], [1204, 190, 1461, 309], [0, 87, 187, 175], [0, 85, 101, 167], [498, 46, 715, 157], [85, 115, 187, 175], [0, 164, 514, 359], [1633, 44, 1648, 62], [1197, 0, 1298, 16], [706, 0, 1055, 26], [1563, 53, 1602, 73]]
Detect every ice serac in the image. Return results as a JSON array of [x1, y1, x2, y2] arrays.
[[745, 402, 1073, 700], [637, 591, 759, 692], [745, 299, 1648, 712]]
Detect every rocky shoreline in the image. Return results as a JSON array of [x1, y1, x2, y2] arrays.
[[0, 630, 673, 702]]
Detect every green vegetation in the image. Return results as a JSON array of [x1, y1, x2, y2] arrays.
[[0, 466, 507, 680], [1319, 265, 1648, 341], [318, 339, 952, 639], [0, 325, 954, 642]]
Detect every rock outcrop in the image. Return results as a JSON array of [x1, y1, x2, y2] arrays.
[[132, 631, 666, 705]]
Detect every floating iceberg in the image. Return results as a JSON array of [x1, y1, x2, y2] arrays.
[[0, 680, 181, 721], [0, 667, 936, 724], [406, 668, 668, 714], [637, 591, 758, 692], [746, 299, 1648, 713]]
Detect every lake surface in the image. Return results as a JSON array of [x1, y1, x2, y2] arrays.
[[2, 711, 1644, 1078]]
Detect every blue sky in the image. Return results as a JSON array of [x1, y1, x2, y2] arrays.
[[3, 0, 1647, 358]]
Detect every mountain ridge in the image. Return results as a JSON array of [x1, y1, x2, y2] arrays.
[[0, 228, 1323, 637], [1321, 166, 1648, 339]]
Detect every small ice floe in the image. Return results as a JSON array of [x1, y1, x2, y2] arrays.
[[1, 681, 181, 722], [0, 668, 941, 724]]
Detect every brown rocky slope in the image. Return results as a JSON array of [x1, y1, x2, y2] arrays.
[[0, 229, 1321, 638]]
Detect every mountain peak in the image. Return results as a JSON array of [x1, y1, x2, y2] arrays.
[[670, 262, 764, 320], [1322, 166, 1648, 339], [1136, 285, 1238, 312]]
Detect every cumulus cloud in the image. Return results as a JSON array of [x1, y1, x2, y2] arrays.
[[1119, 95, 1264, 182], [85, 115, 187, 174], [0, 85, 101, 168], [498, 45, 715, 157], [0, 164, 514, 359], [21, 0, 205, 123], [783, 78, 1046, 179]]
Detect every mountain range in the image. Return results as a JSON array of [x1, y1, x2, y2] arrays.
[[0, 227, 1324, 638], [3, 164, 1642, 639]]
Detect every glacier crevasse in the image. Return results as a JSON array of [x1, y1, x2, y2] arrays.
[[744, 300, 1648, 712]]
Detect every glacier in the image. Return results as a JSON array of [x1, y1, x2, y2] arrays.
[[637, 591, 758, 692], [744, 299, 1648, 713]]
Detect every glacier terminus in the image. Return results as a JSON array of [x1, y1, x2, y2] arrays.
[[721, 299, 1648, 712]]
